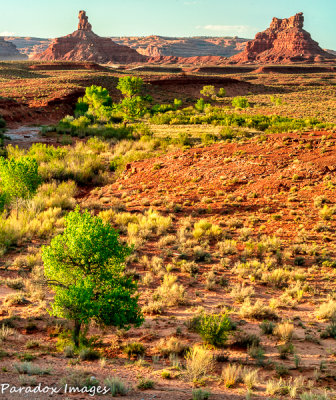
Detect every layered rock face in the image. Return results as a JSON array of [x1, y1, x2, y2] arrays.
[[231, 13, 335, 63], [112, 35, 248, 58], [34, 11, 147, 64], [0, 37, 27, 60]]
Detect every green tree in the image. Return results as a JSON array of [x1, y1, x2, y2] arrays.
[[76, 85, 113, 118], [0, 157, 41, 217], [42, 207, 143, 347], [195, 98, 206, 112], [173, 98, 183, 110], [200, 85, 216, 98], [217, 88, 226, 98], [116, 77, 151, 121], [117, 76, 144, 98], [232, 96, 250, 109]]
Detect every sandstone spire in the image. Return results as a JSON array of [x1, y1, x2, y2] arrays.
[[78, 10, 92, 31]]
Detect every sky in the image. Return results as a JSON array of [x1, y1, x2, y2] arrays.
[[1, 0, 335, 49]]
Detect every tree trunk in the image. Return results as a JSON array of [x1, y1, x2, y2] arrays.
[[73, 320, 81, 348]]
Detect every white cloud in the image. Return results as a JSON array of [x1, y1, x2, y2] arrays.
[[0, 31, 15, 36], [201, 25, 251, 34]]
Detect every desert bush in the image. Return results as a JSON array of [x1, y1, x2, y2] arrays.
[[231, 284, 255, 303], [320, 321, 336, 339], [33, 180, 77, 211], [222, 364, 242, 388], [192, 388, 211, 400], [239, 299, 278, 320], [197, 312, 233, 347], [193, 219, 222, 240], [300, 392, 329, 400], [242, 368, 259, 389], [262, 268, 290, 288], [154, 274, 185, 307], [274, 321, 294, 342], [13, 362, 50, 375], [142, 300, 163, 315], [266, 378, 290, 395], [123, 342, 145, 358], [0, 324, 15, 342], [60, 369, 100, 389], [137, 377, 155, 390], [6, 277, 25, 290], [316, 299, 336, 320], [260, 320, 276, 335], [79, 347, 101, 361], [3, 293, 29, 306], [278, 342, 294, 360], [104, 377, 129, 396], [233, 332, 260, 348], [217, 240, 237, 255], [232, 96, 250, 109], [157, 337, 189, 357], [185, 346, 214, 383]]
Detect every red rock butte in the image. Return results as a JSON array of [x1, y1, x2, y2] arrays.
[[33, 11, 147, 64], [230, 12, 336, 64]]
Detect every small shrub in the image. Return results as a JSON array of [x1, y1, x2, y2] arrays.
[[274, 322, 294, 342], [192, 388, 211, 400], [233, 332, 260, 349], [3, 293, 29, 306], [157, 337, 189, 357], [276, 363, 290, 377], [154, 274, 185, 307], [197, 312, 233, 347], [79, 347, 101, 361], [222, 364, 242, 388], [137, 377, 154, 390], [13, 362, 50, 375], [123, 342, 145, 359], [232, 96, 250, 109], [278, 342, 294, 360], [185, 346, 214, 383], [242, 368, 259, 389], [260, 320, 275, 335], [316, 299, 336, 320], [104, 377, 128, 396], [60, 369, 99, 389], [239, 300, 278, 320]]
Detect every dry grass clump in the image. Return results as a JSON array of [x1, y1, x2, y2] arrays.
[[0, 324, 15, 343], [185, 346, 214, 383], [221, 365, 259, 389], [239, 299, 278, 320], [157, 337, 189, 357], [316, 299, 336, 320], [274, 321, 295, 342], [192, 219, 222, 240], [230, 283, 255, 303], [222, 364, 242, 388], [153, 274, 185, 307]]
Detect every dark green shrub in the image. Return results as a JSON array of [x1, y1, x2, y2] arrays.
[[232, 96, 250, 109], [260, 320, 276, 335], [198, 313, 233, 347], [123, 342, 146, 358], [79, 347, 101, 361]]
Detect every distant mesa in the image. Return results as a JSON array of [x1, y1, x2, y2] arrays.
[[230, 12, 336, 64], [0, 37, 28, 61], [33, 11, 147, 64]]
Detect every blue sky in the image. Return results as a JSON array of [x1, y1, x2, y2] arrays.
[[1, 0, 335, 49]]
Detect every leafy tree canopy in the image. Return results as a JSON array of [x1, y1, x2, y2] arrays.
[[42, 207, 143, 346]]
